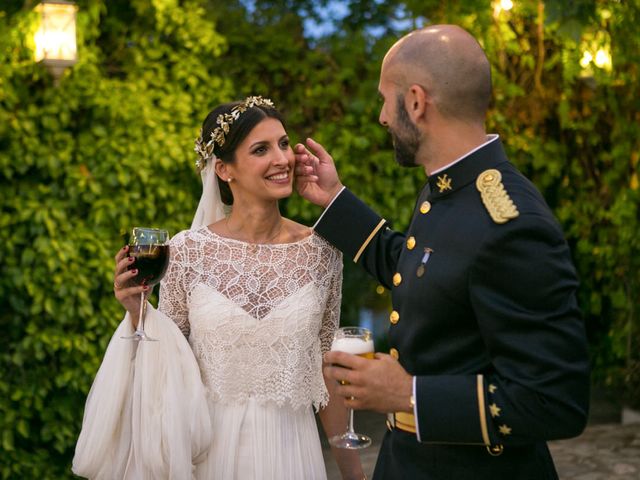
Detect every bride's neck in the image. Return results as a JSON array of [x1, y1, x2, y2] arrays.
[[225, 200, 283, 244]]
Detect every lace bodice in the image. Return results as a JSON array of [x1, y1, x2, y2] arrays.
[[158, 226, 342, 410]]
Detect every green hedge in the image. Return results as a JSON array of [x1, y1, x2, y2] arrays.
[[1, 0, 638, 477], [0, 1, 230, 477]]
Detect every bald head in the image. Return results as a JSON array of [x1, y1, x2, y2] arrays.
[[383, 25, 492, 124]]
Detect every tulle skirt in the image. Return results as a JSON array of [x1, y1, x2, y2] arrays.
[[196, 399, 327, 480], [72, 310, 327, 479]]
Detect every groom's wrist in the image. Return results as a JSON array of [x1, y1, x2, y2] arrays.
[[322, 184, 345, 208]]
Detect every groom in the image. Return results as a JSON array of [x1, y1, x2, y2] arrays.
[[295, 25, 590, 479]]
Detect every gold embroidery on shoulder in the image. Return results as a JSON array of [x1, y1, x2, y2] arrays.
[[476, 169, 519, 224]]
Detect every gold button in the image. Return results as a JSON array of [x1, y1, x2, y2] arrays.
[[389, 348, 399, 359], [406, 236, 416, 250], [487, 444, 504, 456], [420, 201, 431, 214], [392, 273, 402, 286], [390, 310, 400, 324]]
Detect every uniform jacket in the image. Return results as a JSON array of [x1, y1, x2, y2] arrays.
[[314, 137, 590, 479]]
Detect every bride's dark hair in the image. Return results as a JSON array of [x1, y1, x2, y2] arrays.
[[200, 101, 285, 205]]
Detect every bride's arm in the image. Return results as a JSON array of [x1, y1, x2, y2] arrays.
[[158, 232, 190, 337], [319, 373, 366, 480], [317, 248, 365, 480]]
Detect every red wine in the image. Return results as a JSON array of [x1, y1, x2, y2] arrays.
[[127, 245, 169, 287]]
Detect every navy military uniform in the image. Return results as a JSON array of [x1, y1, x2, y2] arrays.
[[315, 137, 590, 479]]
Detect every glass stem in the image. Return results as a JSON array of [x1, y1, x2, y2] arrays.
[[137, 291, 146, 334], [347, 408, 355, 433]]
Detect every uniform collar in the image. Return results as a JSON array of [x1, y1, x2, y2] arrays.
[[426, 135, 509, 201]]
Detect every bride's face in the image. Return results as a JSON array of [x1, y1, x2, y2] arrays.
[[222, 117, 294, 204]]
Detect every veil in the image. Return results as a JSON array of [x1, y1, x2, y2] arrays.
[[191, 159, 226, 229], [73, 161, 223, 478]]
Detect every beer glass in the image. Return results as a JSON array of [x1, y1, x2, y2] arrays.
[[329, 326, 374, 449]]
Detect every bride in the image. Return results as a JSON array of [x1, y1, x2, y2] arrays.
[[73, 96, 364, 479]]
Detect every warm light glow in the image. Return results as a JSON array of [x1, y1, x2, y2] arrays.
[[594, 48, 612, 70], [493, 0, 514, 17], [580, 51, 593, 68], [500, 0, 514, 11], [34, 1, 78, 63]]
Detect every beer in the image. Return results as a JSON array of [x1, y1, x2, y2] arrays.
[[331, 336, 374, 384], [331, 337, 375, 358]]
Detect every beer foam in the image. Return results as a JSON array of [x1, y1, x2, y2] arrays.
[[331, 337, 374, 355]]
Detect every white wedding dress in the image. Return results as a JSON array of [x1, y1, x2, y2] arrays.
[[73, 226, 342, 479]]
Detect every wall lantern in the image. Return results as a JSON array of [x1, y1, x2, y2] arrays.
[[34, 0, 78, 83]]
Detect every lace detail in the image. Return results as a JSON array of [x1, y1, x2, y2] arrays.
[[159, 227, 342, 411]]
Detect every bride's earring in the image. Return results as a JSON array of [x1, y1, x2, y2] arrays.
[[227, 177, 233, 183]]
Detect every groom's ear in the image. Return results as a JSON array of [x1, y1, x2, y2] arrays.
[[406, 84, 429, 123]]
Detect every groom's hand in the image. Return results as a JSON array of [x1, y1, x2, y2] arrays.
[[294, 138, 343, 208], [324, 351, 414, 414]]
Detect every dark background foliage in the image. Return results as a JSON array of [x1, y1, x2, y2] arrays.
[[0, 0, 638, 477]]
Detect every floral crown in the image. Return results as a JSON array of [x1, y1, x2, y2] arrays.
[[194, 95, 276, 171]]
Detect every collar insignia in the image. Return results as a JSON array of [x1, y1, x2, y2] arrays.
[[436, 174, 452, 193]]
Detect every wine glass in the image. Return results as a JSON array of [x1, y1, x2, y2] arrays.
[[329, 326, 375, 449], [121, 227, 170, 342]]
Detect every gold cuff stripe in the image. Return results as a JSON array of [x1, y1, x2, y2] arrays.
[[353, 219, 386, 263], [477, 374, 491, 446]]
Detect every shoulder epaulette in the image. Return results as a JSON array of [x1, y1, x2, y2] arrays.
[[476, 169, 519, 224]]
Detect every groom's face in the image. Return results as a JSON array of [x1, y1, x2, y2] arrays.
[[378, 65, 421, 168], [389, 94, 420, 168]]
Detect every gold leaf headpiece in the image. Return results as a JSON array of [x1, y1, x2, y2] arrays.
[[194, 96, 276, 171]]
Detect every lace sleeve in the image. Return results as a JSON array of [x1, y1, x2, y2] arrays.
[[320, 246, 343, 353], [159, 231, 190, 337]]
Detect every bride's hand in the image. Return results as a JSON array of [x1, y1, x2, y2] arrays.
[[113, 245, 148, 324]]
